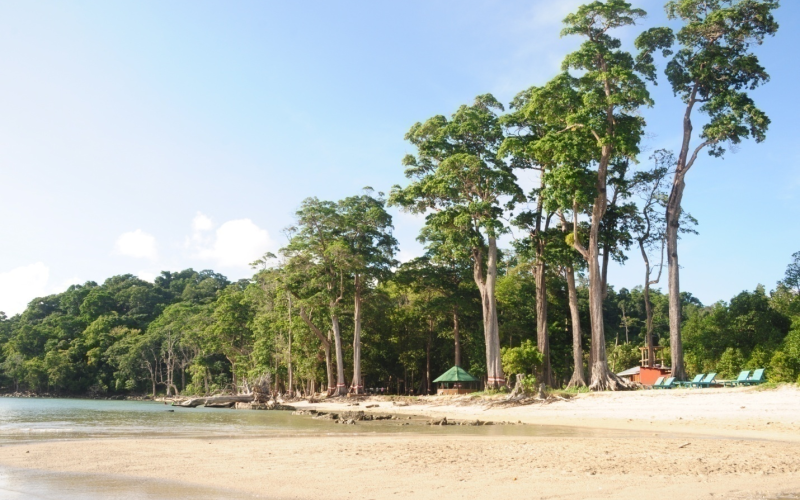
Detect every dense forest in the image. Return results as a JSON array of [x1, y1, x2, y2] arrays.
[[0, 256, 798, 396], [1, 0, 793, 396]]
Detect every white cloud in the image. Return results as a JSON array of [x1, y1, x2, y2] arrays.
[[0, 262, 50, 316], [191, 217, 275, 268], [115, 229, 158, 259], [137, 271, 157, 283], [192, 212, 214, 232]]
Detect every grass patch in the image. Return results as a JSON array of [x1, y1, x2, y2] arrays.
[[468, 388, 510, 398], [551, 386, 591, 396], [753, 381, 797, 391]]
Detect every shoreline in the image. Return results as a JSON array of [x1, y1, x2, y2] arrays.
[[291, 384, 800, 442], [0, 386, 799, 498]]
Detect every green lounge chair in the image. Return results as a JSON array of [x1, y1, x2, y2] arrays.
[[683, 374, 704, 388], [744, 368, 765, 385], [660, 377, 677, 389], [698, 372, 717, 388], [723, 370, 750, 387], [651, 376, 665, 389]]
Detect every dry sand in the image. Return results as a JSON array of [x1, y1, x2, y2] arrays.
[[2, 385, 800, 500]]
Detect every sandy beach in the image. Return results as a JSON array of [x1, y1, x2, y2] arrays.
[[2, 386, 800, 499]]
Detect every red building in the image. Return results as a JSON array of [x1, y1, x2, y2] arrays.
[[617, 346, 671, 386]]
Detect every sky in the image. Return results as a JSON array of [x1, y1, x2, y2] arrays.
[[1, 0, 798, 316]]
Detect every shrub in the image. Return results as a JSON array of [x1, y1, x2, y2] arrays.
[[784, 319, 800, 362], [716, 347, 745, 379], [746, 345, 772, 370], [520, 374, 539, 393], [501, 340, 542, 379], [607, 343, 640, 373], [768, 351, 797, 383]]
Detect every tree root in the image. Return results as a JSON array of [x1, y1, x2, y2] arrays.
[[566, 372, 587, 389], [588, 361, 630, 391]]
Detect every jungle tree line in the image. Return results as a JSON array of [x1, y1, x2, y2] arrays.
[[1, 255, 799, 397], [0, 0, 788, 395]]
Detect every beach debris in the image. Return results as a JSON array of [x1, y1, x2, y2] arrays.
[[173, 395, 255, 408], [234, 401, 296, 411], [366, 404, 379, 408], [679, 442, 691, 449]]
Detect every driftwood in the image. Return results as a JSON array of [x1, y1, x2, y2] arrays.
[[173, 394, 254, 408]]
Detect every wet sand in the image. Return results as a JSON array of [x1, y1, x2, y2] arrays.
[[1, 386, 799, 499]]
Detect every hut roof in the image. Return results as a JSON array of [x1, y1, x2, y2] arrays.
[[617, 366, 640, 377], [433, 366, 480, 383]]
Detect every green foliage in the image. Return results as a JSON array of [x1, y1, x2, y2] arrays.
[[501, 340, 543, 377], [717, 347, 746, 379], [642, 0, 780, 157], [766, 350, 795, 383], [519, 375, 540, 393], [607, 343, 640, 373], [783, 252, 800, 294]]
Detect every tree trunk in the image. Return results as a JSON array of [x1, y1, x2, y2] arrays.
[[297, 306, 334, 394], [621, 304, 629, 344], [534, 260, 552, 386], [601, 240, 611, 300], [644, 283, 655, 368], [533, 175, 552, 386], [474, 237, 503, 389], [453, 308, 461, 367], [666, 177, 687, 380], [666, 87, 701, 382], [639, 240, 656, 368], [227, 359, 238, 394], [585, 145, 627, 391], [331, 315, 347, 396], [287, 294, 293, 398], [565, 264, 586, 388], [350, 276, 364, 394], [426, 318, 432, 395]]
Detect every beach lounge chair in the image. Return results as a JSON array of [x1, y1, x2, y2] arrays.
[[659, 377, 677, 389], [743, 368, 765, 385], [697, 372, 717, 388], [651, 376, 665, 389], [683, 374, 704, 388], [722, 370, 750, 387]]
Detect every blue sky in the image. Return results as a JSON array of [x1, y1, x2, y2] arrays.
[[1, 0, 798, 315]]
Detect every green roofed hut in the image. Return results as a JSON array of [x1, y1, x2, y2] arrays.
[[433, 366, 480, 395]]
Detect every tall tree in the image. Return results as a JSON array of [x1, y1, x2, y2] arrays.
[[631, 151, 672, 368], [207, 285, 255, 393], [390, 95, 524, 388], [501, 86, 565, 387], [554, 0, 653, 389], [282, 198, 349, 396], [337, 190, 398, 394], [636, 0, 779, 380], [557, 210, 588, 388]]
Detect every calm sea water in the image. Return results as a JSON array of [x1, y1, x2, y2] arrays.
[[0, 397, 638, 442], [0, 397, 691, 499]]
